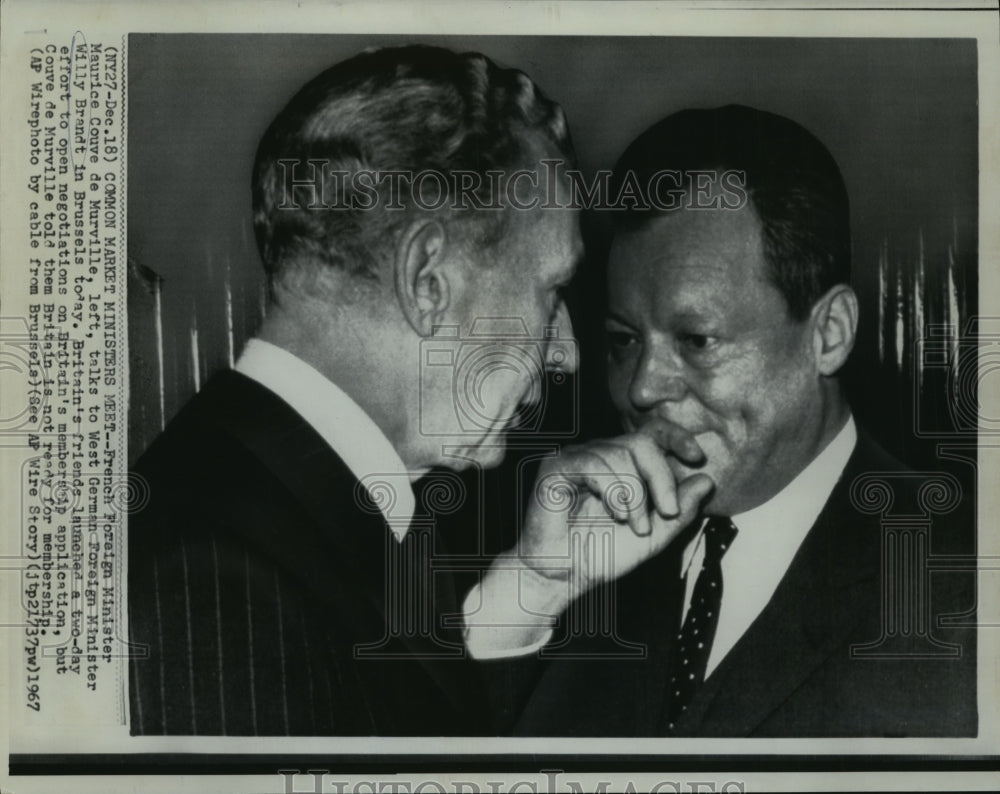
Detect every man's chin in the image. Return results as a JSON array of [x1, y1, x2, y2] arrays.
[[441, 431, 509, 470], [473, 442, 507, 469], [690, 474, 746, 517]]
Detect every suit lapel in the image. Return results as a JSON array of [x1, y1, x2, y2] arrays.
[[669, 437, 884, 736], [190, 371, 477, 712]]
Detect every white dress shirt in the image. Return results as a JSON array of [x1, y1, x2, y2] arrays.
[[680, 415, 858, 678], [234, 338, 416, 538], [236, 340, 539, 659], [467, 417, 858, 662]]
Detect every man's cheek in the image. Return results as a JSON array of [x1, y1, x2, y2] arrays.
[[606, 372, 631, 414]]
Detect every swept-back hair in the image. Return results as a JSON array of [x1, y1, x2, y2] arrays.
[[253, 44, 574, 295]]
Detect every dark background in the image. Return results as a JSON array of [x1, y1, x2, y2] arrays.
[[127, 34, 978, 556]]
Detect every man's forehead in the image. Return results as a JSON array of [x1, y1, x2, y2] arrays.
[[611, 206, 764, 278], [608, 263, 745, 320]]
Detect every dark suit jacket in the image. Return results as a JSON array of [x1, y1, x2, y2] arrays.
[[511, 431, 978, 737], [128, 371, 488, 735]]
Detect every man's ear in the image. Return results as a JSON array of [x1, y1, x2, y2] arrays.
[[394, 219, 452, 336], [811, 284, 859, 376]]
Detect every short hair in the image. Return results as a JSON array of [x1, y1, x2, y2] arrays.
[[611, 105, 851, 321], [252, 45, 574, 294]]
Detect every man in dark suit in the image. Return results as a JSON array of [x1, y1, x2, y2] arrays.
[[127, 44, 591, 735], [128, 45, 711, 736], [512, 105, 977, 737]]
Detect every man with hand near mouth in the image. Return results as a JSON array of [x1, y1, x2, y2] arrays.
[[511, 105, 977, 737]]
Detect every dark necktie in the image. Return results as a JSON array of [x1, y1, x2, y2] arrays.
[[665, 516, 739, 731]]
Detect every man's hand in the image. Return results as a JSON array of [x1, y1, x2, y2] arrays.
[[517, 417, 713, 606], [464, 418, 713, 657]]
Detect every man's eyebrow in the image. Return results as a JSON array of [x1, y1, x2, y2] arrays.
[[604, 310, 635, 327], [637, 255, 729, 274], [669, 307, 720, 326]]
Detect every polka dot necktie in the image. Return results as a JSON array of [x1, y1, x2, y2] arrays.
[[666, 516, 739, 731]]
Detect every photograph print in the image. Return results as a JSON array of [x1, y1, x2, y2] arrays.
[[125, 33, 980, 738]]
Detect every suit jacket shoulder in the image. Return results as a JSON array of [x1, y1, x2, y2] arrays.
[[512, 428, 978, 737], [678, 429, 978, 737], [129, 371, 487, 735]]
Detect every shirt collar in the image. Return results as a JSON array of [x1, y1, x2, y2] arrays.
[[234, 338, 415, 540], [682, 414, 858, 676]]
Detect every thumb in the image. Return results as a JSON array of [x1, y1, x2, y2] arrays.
[[676, 473, 715, 523]]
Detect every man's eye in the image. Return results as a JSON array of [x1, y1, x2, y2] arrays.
[[679, 333, 716, 352], [606, 330, 637, 351]]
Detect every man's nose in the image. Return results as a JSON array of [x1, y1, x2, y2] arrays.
[[628, 346, 686, 410], [544, 302, 578, 375]]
